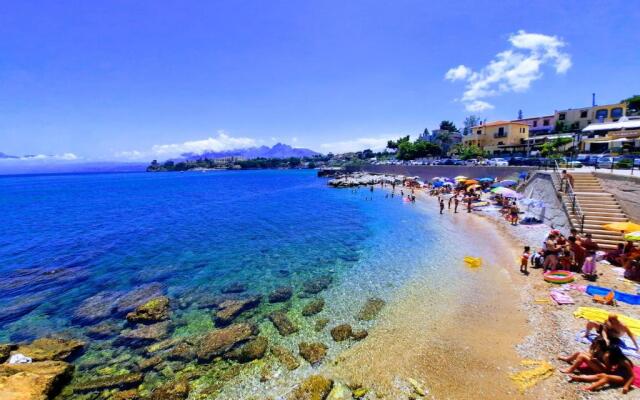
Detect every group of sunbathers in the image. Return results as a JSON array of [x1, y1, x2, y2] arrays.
[[558, 314, 637, 393]]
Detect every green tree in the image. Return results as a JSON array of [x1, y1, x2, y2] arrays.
[[451, 143, 486, 160], [387, 135, 410, 149], [439, 120, 459, 133], [462, 115, 481, 135], [623, 95, 640, 116]]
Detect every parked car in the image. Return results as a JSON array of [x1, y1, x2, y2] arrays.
[[488, 158, 509, 166], [464, 159, 478, 166], [596, 156, 619, 169], [576, 154, 599, 166]]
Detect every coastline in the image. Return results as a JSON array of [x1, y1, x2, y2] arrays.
[[325, 191, 533, 399]]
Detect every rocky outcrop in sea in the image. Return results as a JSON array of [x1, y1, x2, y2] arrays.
[[328, 172, 405, 188]]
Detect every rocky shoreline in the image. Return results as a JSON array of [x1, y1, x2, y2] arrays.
[[0, 274, 385, 400], [327, 172, 405, 188]]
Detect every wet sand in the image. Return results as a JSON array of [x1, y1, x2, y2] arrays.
[[328, 196, 533, 399]]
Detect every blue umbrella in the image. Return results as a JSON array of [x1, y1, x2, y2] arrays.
[[433, 181, 443, 187], [478, 177, 494, 183], [499, 180, 517, 187]]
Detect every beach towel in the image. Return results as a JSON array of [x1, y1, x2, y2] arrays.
[[575, 329, 640, 359], [509, 359, 554, 393], [573, 307, 640, 336], [586, 285, 640, 305], [550, 290, 574, 305]]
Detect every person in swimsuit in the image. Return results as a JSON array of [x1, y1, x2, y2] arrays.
[[439, 199, 445, 214], [543, 233, 559, 271], [584, 314, 639, 350], [510, 202, 519, 225], [569, 346, 635, 394], [559, 336, 607, 374]]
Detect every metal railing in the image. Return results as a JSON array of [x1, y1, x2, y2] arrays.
[[555, 159, 586, 233]]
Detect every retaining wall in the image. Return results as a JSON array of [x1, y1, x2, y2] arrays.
[[521, 172, 571, 234], [353, 165, 535, 181], [595, 173, 640, 222]]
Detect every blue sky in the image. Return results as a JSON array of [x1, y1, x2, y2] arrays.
[[1, 0, 639, 161]]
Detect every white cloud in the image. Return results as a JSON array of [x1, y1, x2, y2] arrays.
[[445, 30, 571, 112], [291, 137, 299, 143], [465, 100, 495, 112], [444, 65, 472, 81], [320, 137, 393, 154], [115, 131, 258, 160], [0, 152, 80, 161]]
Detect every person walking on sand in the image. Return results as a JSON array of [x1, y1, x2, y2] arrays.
[[439, 198, 445, 214], [510, 202, 520, 225], [448, 195, 453, 210], [521, 246, 531, 274], [467, 197, 472, 213], [454, 195, 460, 213]]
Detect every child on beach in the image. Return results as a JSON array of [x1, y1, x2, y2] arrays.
[[520, 246, 531, 274], [559, 249, 573, 271], [439, 199, 445, 214], [582, 250, 597, 280]]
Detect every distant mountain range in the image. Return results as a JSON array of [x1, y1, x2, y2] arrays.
[[180, 143, 319, 160], [0, 152, 19, 159]]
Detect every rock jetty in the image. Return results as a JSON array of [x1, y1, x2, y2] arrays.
[[328, 173, 404, 188]]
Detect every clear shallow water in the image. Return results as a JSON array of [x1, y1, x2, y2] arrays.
[[0, 170, 378, 339], [0, 170, 512, 398]]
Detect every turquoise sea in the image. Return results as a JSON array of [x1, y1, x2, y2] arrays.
[[1, 169, 455, 397]]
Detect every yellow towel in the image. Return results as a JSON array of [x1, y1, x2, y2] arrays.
[[509, 359, 554, 393], [573, 307, 640, 336]]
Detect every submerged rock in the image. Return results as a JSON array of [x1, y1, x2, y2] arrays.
[[73, 291, 122, 324], [356, 298, 385, 321], [302, 298, 325, 316], [196, 322, 258, 362], [117, 321, 170, 346], [86, 321, 122, 339], [0, 361, 74, 400], [288, 375, 333, 400], [214, 295, 261, 326], [269, 286, 293, 303], [149, 378, 190, 400], [221, 282, 247, 294], [112, 389, 140, 400], [271, 345, 300, 371], [137, 355, 163, 371], [126, 296, 170, 324], [224, 336, 268, 363], [330, 324, 353, 342], [168, 342, 195, 362], [268, 311, 299, 336], [72, 372, 144, 393], [327, 382, 353, 400], [16, 337, 85, 362], [314, 318, 330, 332], [298, 342, 328, 365], [351, 330, 368, 341], [114, 283, 164, 315], [303, 276, 332, 294]]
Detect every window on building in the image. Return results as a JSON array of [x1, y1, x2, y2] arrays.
[[543, 119, 550, 126], [612, 107, 623, 119], [498, 141, 504, 145], [532, 121, 538, 127], [476, 129, 482, 135], [580, 110, 588, 118], [595, 109, 608, 121], [559, 113, 566, 120]]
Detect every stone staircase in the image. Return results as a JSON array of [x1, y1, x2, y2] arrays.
[[559, 172, 627, 249]]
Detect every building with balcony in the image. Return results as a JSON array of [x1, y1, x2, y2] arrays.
[[581, 116, 640, 153], [462, 120, 529, 155], [554, 102, 627, 132]]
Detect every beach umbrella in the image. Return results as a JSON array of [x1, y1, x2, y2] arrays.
[[433, 181, 443, 188], [464, 179, 479, 185], [502, 190, 522, 199], [624, 231, 640, 241], [454, 175, 467, 181], [491, 187, 509, 194], [603, 222, 640, 233], [478, 177, 494, 183], [442, 182, 454, 187], [467, 184, 481, 191], [498, 180, 517, 187]]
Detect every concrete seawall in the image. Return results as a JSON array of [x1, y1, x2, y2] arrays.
[[352, 165, 535, 181]]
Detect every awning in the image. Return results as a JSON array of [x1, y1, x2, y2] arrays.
[[583, 118, 640, 132], [527, 134, 573, 142]]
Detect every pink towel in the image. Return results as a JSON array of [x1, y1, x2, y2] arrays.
[[550, 290, 575, 305]]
